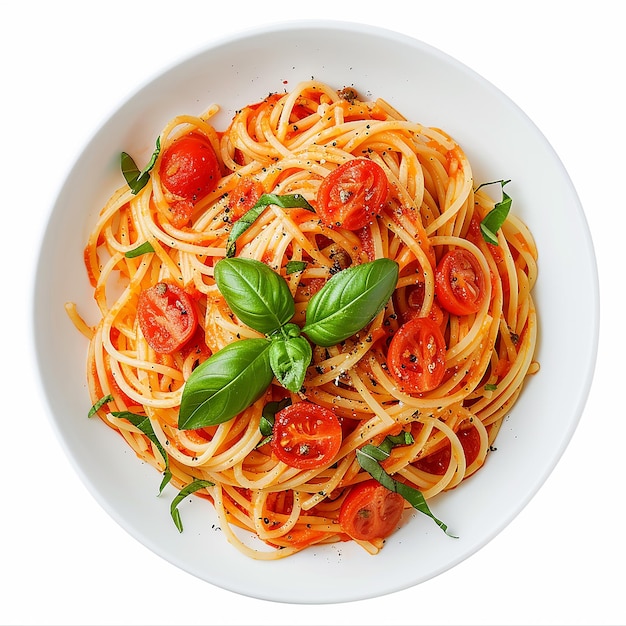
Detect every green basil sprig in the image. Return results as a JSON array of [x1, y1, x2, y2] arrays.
[[269, 327, 313, 393], [178, 257, 398, 430], [170, 479, 214, 532], [301, 257, 398, 347], [111, 410, 173, 494], [179, 338, 273, 430], [121, 137, 161, 195], [88, 396, 172, 494], [214, 257, 294, 334], [356, 432, 455, 537], [226, 193, 314, 257], [286, 260, 307, 275], [476, 179, 512, 245], [125, 241, 155, 258], [257, 398, 292, 447], [88, 394, 113, 417]]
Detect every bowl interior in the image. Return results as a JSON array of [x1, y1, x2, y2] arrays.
[[33, 20, 598, 603]]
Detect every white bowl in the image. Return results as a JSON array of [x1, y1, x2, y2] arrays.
[[33, 20, 598, 604]]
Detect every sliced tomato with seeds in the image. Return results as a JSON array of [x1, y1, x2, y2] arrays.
[[316, 159, 388, 230], [339, 479, 405, 542], [271, 402, 342, 470], [137, 282, 198, 354], [435, 249, 486, 316], [387, 317, 446, 393], [228, 176, 264, 220]]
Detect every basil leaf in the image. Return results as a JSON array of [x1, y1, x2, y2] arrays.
[[125, 241, 155, 258], [257, 398, 291, 447], [88, 394, 113, 417], [302, 258, 399, 347], [479, 179, 512, 245], [355, 432, 413, 463], [170, 479, 213, 532], [112, 411, 172, 493], [269, 333, 312, 393], [377, 431, 415, 456], [356, 444, 455, 537], [259, 407, 276, 437], [179, 338, 273, 430], [214, 258, 294, 335], [120, 152, 142, 190], [121, 137, 161, 195], [286, 260, 307, 275], [226, 193, 314, 257]]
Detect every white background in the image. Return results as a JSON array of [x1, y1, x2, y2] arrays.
[[3, 1, 623, 625]]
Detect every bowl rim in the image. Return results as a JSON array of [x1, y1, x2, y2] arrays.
[[32, 18, 600, 604]]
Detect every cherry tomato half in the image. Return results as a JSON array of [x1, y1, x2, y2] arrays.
[[159, 133, 220, 226], [387, 317, 446, 393], [137, 282, 198, 354], [435, 249, 486, 316], [316, 159, 388, 230], [339, 479, 405, 542], [271, 402, 342, 470]]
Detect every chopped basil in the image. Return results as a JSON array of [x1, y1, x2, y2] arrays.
[[88, 394, 113, 417], [356, 434, 456, 537], [170, 479, 214, 532], [477, 179, 512, 245], [125, 241, 155, 258], [484, 383, 498, 391], [111, 411, 172, 493], [377, 431, 414, 454], [257, 398, 291, 447], [89, 398, 172, 493], [121, 137, 161, 195], [286, 260, 307, 274], [226, 193, 314, 257]]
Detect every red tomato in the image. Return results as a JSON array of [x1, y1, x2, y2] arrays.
[[458, 425, 482, 467], [400, 281, 446, 328], [339, 479, 405, 541], [275, 526, 329, 550], [387, 317, 446, 393], [159, 133, 220, 226], [435, 249, 486, 316], [137, 282, 198, 354], [316, 159, 388, 230], [413, 426, 482, 475], [271, 402, 342, 470], [228, 176, 263, 220]]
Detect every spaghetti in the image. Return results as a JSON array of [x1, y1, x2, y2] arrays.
[[67, 80, 538, 559]]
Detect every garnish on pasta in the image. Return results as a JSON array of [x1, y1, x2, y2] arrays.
[[68, 80, 538, 559]]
